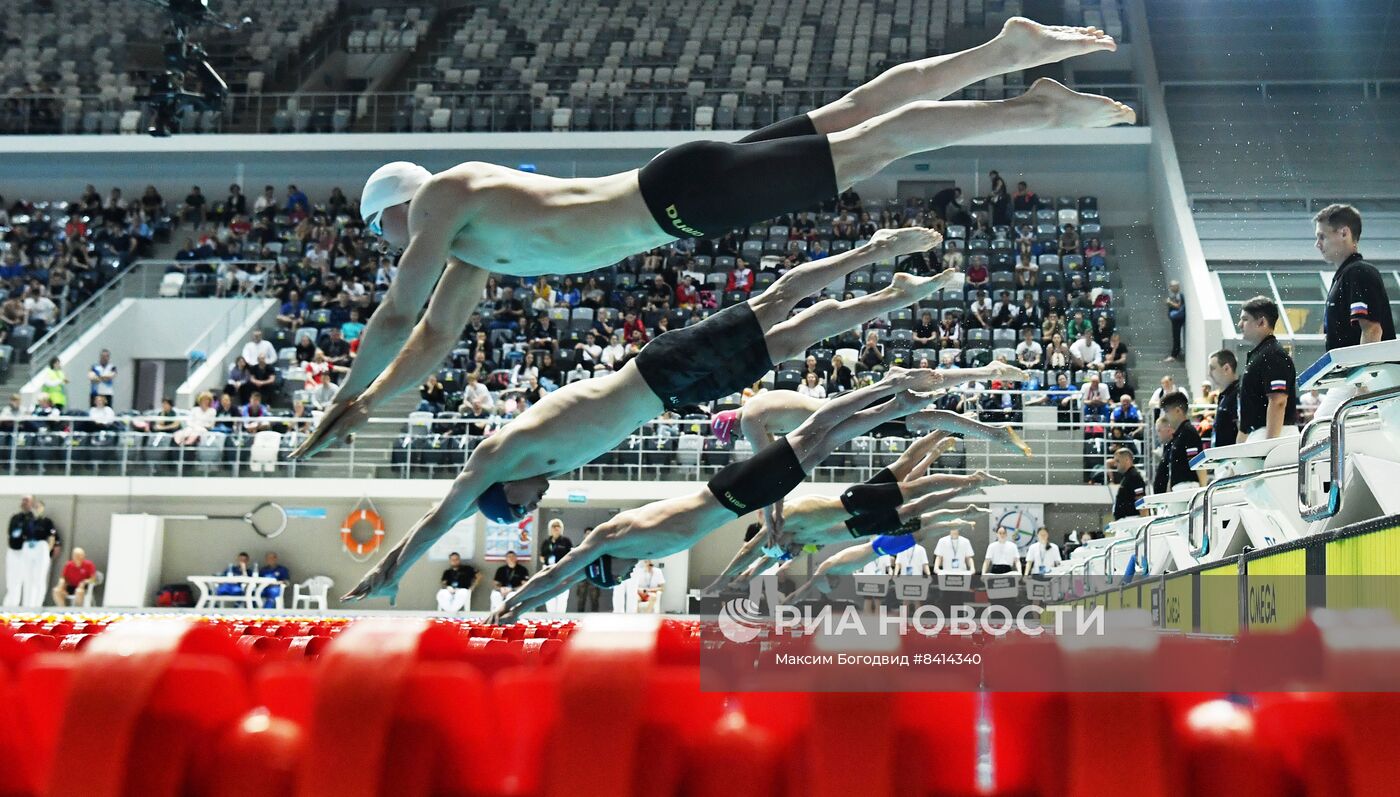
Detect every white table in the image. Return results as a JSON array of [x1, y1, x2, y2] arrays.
[[187, 575, 282, 609]]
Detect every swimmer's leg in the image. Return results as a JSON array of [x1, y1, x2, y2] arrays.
[[907, 408, 1034, 457], [807, 18, 1117, 134], [764, 273, 963, 362], [826, 80, 1135, 188]]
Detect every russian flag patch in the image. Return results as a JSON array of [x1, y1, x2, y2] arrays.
[[1351, 301, 1369, 316], [1186, 447, 1199, 456], [1270, 379, 1288, 392]]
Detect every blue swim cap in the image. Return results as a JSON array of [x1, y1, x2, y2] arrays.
[[479, 483, 527, 524]]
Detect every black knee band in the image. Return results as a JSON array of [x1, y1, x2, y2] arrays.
[[840, 481, 904, 515], [707, 437, 806, 516], [866, 467, 897, 485], [637, 135, 838, 239], [845, 506, 905, 538]]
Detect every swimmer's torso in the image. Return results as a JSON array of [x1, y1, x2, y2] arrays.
[[440, 162, 673, 275]]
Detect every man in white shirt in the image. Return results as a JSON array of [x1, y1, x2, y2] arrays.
[[241, 330, 277, 367], [634, 559, 667, 613], [982, 526, 1021, 575], [88, 349, 117, 408], [1069, 329, 1103, 370], [1148, 375, 1178, 413], [601, 332, 628, 369], [574, 330, 603, 365], [1079, 374, 1111, 420], [87, 395, 116, 429], [1015, 329, 1042, 369], [933, 527, 976, 572], [1024, 527, 1061, 576], [462, 372, 493, 410], [25, 290, 58, 335], [894, 540, 930, 576]]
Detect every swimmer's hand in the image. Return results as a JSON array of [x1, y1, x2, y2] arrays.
[[342, 547, 405, 605], [762, 502, 785, 547], [291, 396, 371, 459], [869, 226, 943, 257]]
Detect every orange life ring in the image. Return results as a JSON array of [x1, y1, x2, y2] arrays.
[[341, 509, 386, 557]]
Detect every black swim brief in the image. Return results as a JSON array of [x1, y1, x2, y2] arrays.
[[634, 301, 773, 410], [707, 436, 807, 516], [636, 113, 838, 239]]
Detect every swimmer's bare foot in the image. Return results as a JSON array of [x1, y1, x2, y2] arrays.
[[889, 271, 962, 304], [997, 17, 1117, 67], [892, 389, 939, 414], [1019, 77, 1136, 128], [999, 425, 1034, 458], [884, 366, 943, 393], [972, 469, 1009, 486], [869, 226, 943, 257], [958, 504, 988, 518], [988, 361, 1031, 383]]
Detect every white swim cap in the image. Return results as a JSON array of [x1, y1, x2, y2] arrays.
[[360, 161, 431, 234]]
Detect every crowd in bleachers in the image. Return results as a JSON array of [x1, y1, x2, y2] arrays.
[[0, 188, 175, 371]]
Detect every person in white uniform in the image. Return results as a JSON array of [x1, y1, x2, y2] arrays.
[[933, 525, 976, 573], [983, 526, 1022, 575], [633, 559, 667, 614], [3, 495, 35, 607], [1023, 528, 1062, 576]]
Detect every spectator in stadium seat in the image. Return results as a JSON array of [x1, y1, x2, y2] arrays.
[[320, 328, 351, 369], [1066, 309, 1091, 340], [1103, 332, 1129, 371], [285, 185, 310, 218], [226, 356, 251, 404], [490, 551, 530, 611], [51, 546, 97, 607], [912, 310, 938, 348], [140, 185, 164, 218], [181, 186, 207, 228], [327, 187, 350, 218], [174, 392, 216, 446], [241, 329, 277, 366], [943, 244, 964, 272], [1108, 369, 1134, 404], [574, 330, 603, 366], [291, 331, 316, 365], [253, 185, 277, 220], [531, 276, 557, 312], [1058, 223, 1079, 256], [0, 394, 22, 432], [341, 308, 366, 342], [646, 274, 671, 307], [1070, 328, 1103, 371], [305, 241, 330, 272], [240, 392, 273, 433], [797, 372, 827, 399], [556, 276, 581, 307], [526, 311, 559, 354], [1093, 313, 1115, 346], [938, 313, 962, 349], [417, 374, 446, 415], [727, 259, 754, 293], [481, 276, 501, 304], [491, 286, 524, 331], [965, 257, 989, 288], [828, 354, 854, 394], [1012, 181, 1038, 212], [257, 552, 290, 609], [1110, 394, 1142, 435], [1148, 375, 1178, 416], [1067, 274, 1093, 310], [224, 184, 248, 219], [1084, 238, 1107, 268], [968, 290, 992, 329], [858, 330, 885, 370], [303, 351, 339, 407], [153, 397, 181, 435], [1015, 252, 1038, 289], [1016, 328, 1042, 368], [1080, 373, 1110, 423], [601, 332, 628, 370], [277, 289, 309, 332], [991, 290, 1018, 328], [621, 311, 648, 343], [839, 187, 863, 214], [103, 187, 128, 225], [675, 274, 699, 308], [248, 355, 277, 403], [25, 287, 57, 338], [85, 394, 116, 432], [462, 371, 492, 410], [39, 357, 67, 411], [212, 393, 239, 434]]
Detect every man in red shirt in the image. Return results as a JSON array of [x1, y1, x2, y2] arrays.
[[52, 547, 97, 607]]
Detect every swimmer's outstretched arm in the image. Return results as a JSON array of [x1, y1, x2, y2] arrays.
[[294, 260, 488, 458], [784, 542, 877, 604], [703, 529, 773, 595]]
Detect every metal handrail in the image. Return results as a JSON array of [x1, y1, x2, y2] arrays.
[[1187, 464, 1299, 559], [1135, 512, 1187, 578], [1297, 384, 1400, 521]]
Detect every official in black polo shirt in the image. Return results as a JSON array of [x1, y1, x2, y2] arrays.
[[1236, 296, 1298, 442], [1111, 447, 1147, 520], [490, 551, 531, 612], [1158, 392, 1207, 492], [435, 552, 479, 613], [539, 518, 575, 613], [1315, 204, 1396, 420], [1208, 349, 1239, 447]]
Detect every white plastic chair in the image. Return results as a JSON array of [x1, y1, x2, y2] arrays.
[[249, 431, 282, 473], [292, 576, 334, 610], [79, 570, 104, 607]]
